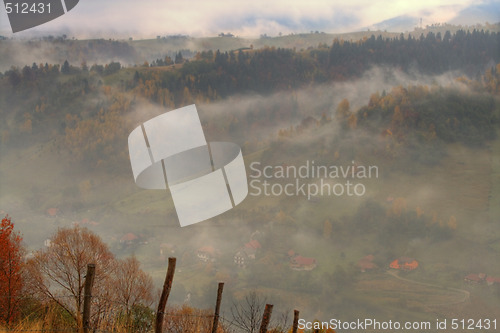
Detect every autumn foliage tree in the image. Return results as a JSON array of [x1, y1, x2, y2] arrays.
[[0, 215, 24, 325], [112, 257, 154, 326], [25, 226, 155, 331], [26, 226, 115, 329]]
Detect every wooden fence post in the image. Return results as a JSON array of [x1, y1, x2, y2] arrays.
[[292, 309, 299, 333], [155, 257, 176, 333], [259, 304, 273, 333], [82, 264, 95, 333], [211, 282, 224, 333]]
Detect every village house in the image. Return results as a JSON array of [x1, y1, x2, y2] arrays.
[[120, 233, 139, 245], [357, 255, 378, 273], [464, 273, 486, 284], [80, 218, 99, 226], [290, 256, 317, 271], [287, 249, 317, 271], [464, 273, 484, 284], [486, 276, 500, 286], [197, 246, 217, 263], [234, 240, 261, 268], [234, 248, 253, 268], [389, 257, 419, 271], [46, 207, 59, 218], [463, 272, 500, 286]]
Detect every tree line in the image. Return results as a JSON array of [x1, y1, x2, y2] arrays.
[[132, 28, 499, 99], [3, 28, 499, 101]]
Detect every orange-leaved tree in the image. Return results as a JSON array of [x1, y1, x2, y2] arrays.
[[25, 226, 155, 331], [112, 257, 154, 325], [0, 215, 24, 325], [25, 226, 115, 329]]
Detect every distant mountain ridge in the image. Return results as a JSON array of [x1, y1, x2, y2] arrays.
[[368, 1, 499, 32]]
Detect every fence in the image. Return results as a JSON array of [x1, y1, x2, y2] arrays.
[[0, 258, 303, 333]]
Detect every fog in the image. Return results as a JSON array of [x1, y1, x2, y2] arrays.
[[0, 38, 141, 72]]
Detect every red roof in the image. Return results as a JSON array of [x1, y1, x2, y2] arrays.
[[245, 240, 261, 250], [358, 261, 377, 270], [46, 208, 59, 216], [293, 256, 316, 266], [121, 233, 138, 242], [390, 257, 418, 270], [465, 274, 483, 282], [486, 276, 500, 284], [198, 246, 216, 255], [358, 255, 377, 270]]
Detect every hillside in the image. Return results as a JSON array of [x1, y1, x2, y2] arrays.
[[1, 27, 500, 327], [1, 22, 499, 72]]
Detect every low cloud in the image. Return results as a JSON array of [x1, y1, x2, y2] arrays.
[[0, 0, 481, 39]]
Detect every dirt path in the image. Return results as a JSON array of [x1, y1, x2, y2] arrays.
[[386, 270, 470, 306]]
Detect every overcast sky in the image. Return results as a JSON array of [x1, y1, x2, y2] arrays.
[[0, 0, 498, 38]]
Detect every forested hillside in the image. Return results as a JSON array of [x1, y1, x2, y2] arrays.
[[1, 28, 498, 162]]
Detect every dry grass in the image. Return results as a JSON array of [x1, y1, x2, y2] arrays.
[[0, 304, 76, 333]]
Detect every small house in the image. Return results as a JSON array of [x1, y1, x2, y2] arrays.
[[197, 246, 217, 263], [244, 240, 261, 259], [46, 208, 59, 218], [287, 249, 317, 271], [234, 240, 261, 268], [357, 255, 377, 273], [390, 257, 419, 270], [486, 276, 500, 286], [464, 273, 486, 284], [234, 249, 251, 268], [120, 233, 139, 245], [290, 255, 317, 271]]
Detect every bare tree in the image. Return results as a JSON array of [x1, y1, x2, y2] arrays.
[[26, 226, 156, 331], [270, 309, 291, 333], [229, 291, 266, 333], [113, 257, 154, 322], [229, 291, 292, 333], [25, 226, 115, 329]]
